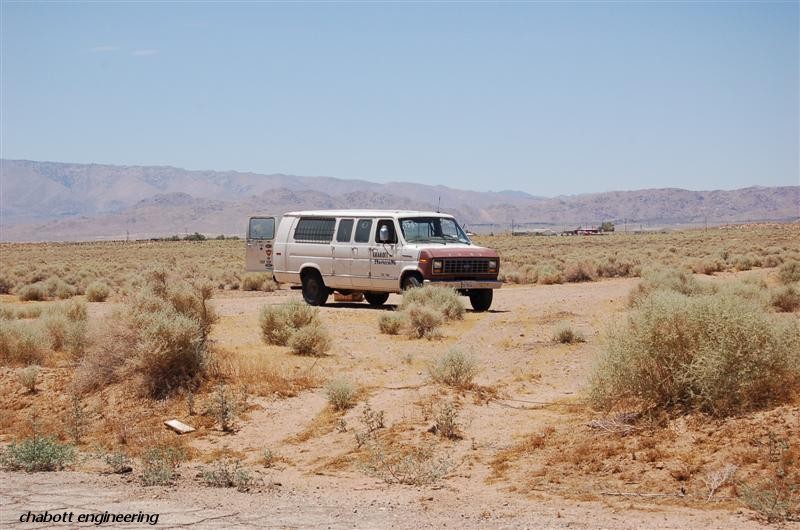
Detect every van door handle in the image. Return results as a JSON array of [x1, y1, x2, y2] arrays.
[[352, 247, 357, 255]]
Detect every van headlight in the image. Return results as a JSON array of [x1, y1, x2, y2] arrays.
[[432, 259, 443, 272], [488, 260, 497, 272]]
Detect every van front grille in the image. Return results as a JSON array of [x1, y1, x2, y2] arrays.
[[440, 259, 490, 274]]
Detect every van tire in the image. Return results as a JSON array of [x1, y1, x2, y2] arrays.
[[401, 274, 422, 291], [301, 270, 329, 306], [365, 292, 390, 306], [468, 289, 493, 312]]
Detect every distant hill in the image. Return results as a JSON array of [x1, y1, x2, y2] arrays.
[[0, 159, 797, 241]]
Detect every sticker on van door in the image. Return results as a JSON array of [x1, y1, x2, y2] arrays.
[[371, 249, 396, 265]]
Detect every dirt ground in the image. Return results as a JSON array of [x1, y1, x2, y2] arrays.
[[1, 274, 795, 528]]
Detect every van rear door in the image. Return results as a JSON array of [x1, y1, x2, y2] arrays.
[[246, 216, 276, 272]]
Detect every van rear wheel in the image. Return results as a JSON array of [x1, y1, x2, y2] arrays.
[[302, 271, 329, 306], [364, 292, 390, 306], [468, 289, 493, 312]]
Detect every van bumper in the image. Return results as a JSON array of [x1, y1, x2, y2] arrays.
[[423, 280, 502, 290]]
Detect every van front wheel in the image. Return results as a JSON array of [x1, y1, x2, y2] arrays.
[[365, 292, 390, 306], [401, 274, 422, 291], [468, 289, 493, 312], [302, 271, 329, 306]]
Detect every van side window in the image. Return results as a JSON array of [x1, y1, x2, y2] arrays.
[[336, 219, 354, 242], [375, 219, 397, 244], [354, 219, 373, 243], [294, 217, 336, 243]]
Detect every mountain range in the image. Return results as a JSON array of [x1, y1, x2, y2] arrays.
[[1, 159, 797, 241]]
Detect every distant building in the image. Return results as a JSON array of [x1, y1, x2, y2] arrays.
[[561, 226, 603, 236], [512, 229, 557, 236]]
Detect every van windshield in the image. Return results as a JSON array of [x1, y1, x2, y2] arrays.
[[399, 217, 471, 245]]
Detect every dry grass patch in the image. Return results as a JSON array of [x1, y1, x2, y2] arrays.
[[209, 348, 318, 398]]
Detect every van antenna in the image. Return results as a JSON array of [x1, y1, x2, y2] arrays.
[[437, 196, 441, 213]]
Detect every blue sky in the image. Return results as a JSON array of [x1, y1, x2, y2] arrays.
[[1, 1, 798, 196]]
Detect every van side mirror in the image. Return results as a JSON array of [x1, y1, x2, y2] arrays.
[[379, 225, 390, 243]]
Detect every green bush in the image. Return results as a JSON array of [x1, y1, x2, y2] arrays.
[[404, 303, 443, 339], [591, 290, 800, 416], [378, 313, 405, 335], [627, 268, 708, 306], [399, 286, 464, 321], [536, 264, 563, 285], [140, 446, 185, 486], [202, 458, 253, 491], [428, 349, 478, 389], [85, 281, 111, 302], [259, 300, 320, 346], [1, 436, 75, 472], [288, 322, 331, 355], [326, 377, 357, 411]]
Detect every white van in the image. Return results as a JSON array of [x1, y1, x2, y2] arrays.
[[245, 210, 501, 311]]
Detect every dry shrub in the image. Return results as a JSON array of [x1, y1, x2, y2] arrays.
[[72, 319, 137, 394], [17, 283, 46, 302], [0, 319, 48, 365], [404, 303, 443, 339], [501, 264, 538, 284], [429, 349, 478, 389], [399, 285, 464, 321], [165, 281, 218, 339], [592, 289, 800, 416], [0, 274, 13, 294], [242, 273, 277, 292], [73, 276, 215, 398], [596, 257, 636, 278], [628, 268, 708, 306], [40, 313, 69, 351], [14, 305, 44, 319], [362, 440, 454, 486], [259, 300, 319, 346], [134, 309, 205, 398], [693, 258, 725, 275], [17, 365, 39, 393], [0, 305, 14, 320], [564, 260, 597, 283], [389, 285, 463, 339], [288, 321, 331, 356], [778, 260, 800, 284], [552, 322, 586, 344], [378, 312, 405, 335], [85, 281, 110, 302], [770, 284, 800, 313], [537, 264, 563, 285]]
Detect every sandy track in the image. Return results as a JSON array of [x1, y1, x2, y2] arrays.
[[1, 470, 762, 529]]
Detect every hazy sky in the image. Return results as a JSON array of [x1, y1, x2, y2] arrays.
[[1, 2, 798, 196]]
